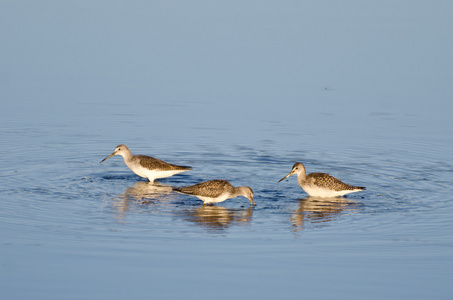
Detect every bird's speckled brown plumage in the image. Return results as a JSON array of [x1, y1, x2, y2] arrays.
[[132, 155, 191, 171], [307, 173, 363, 191], [174, 180, 233, 198]]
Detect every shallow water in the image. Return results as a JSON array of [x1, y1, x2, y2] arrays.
[[1, 1, 453, 300]]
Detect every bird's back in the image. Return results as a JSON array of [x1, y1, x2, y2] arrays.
[[133, 155, 191, 171], [174, 180, 232, 198], [306, 173, 365, 191]]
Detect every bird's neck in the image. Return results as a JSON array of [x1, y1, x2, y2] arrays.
[[234, 186, 247, 198], [120, 150, 133, 162], [297, 171, 307, 184]]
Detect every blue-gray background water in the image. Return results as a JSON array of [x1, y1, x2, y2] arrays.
[[1, 1, 452, 299]]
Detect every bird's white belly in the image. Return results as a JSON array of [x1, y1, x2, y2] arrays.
[[130, 165, 183, 182], [302, 185, 361, 197], [198, 194, 230, 204]]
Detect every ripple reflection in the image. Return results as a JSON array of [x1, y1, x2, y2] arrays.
[[180, 205, 254, 232], [113, 182, 175, 219], [290, 196, 361, 230]]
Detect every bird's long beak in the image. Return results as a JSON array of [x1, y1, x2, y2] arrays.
[[100, 152, 115, 163], [249, 197, 256, 206], [278, 171, 293, 182]]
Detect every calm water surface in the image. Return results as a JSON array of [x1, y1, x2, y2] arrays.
[[1, 1, 453, 299], [2, 100, 452, 299]]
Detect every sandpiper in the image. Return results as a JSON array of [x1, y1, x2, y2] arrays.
[[100, 144, 191, 182], [278, 162, 365, 197], [173, 180, 255, 205]]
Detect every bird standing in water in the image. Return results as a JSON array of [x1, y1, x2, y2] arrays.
[[100, 144, 191, 183], [278, 162, 365, 197], [173, 179, 255, 206]]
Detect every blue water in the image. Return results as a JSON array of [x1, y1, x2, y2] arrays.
[[1, 1, 453, 299]]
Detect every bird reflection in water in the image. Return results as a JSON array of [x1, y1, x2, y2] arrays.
[[113, 181, 175, 219], [181, 205, 254, 232], [290, 196, 361, 230]]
